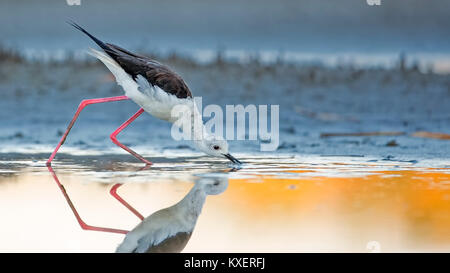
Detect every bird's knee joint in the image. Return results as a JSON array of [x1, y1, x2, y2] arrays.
[[79, 99, 92, 109]]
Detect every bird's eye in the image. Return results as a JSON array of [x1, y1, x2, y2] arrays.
[[213, 145, 220, 150]]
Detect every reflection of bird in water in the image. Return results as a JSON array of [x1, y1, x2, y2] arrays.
[[116, 176, 228, 253]]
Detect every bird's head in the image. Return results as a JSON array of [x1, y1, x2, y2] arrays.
[[194, 137, 241, 164]]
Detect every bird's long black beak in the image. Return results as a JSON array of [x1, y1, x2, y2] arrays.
[[223, 153, 242, 164]]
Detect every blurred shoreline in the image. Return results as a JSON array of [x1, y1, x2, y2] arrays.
[[2, 44, 450, 75]]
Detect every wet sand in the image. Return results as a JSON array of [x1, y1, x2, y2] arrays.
[[0, 154, 449, 252]]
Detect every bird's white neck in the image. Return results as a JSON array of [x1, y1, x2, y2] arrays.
[[171, 98, 210, 140], [191, 101, 209, 141], [189, 102, 215, 154]]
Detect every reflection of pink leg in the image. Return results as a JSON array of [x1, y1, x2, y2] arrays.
[[109, 163, 149, 220], [47, 165, 129, 234], [47, 96, 130, 166], [110, 184, 144, 221], [110, 108, 152, 165]]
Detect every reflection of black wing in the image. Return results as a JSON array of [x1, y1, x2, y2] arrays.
[[69, 22, 192, 99], [133, 232, 192, 253]]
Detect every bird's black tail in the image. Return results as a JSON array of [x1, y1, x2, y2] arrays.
[[67, 20, 117, 58]]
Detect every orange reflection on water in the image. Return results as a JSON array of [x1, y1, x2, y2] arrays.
[[190, 170, 450, 252]]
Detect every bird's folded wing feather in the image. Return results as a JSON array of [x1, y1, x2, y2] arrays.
[[106, 43, 193, 99]]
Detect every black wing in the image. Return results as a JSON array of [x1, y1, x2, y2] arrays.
[[68, 21, 192, 99]]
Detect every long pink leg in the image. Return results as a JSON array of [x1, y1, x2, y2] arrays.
[[110, 184, 144, 220], [47, 96, 130, 166], [47, 165, 129, 234], [110, 108, 152, 165]]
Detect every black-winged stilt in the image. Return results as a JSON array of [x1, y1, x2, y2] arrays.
[[46, 21, 241, 166]]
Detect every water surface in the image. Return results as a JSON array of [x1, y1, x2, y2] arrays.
[[1, 153, 448, 252]]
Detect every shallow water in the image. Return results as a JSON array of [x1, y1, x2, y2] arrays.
[[1, 0, 449, 253], [0, 153, 448, 252]]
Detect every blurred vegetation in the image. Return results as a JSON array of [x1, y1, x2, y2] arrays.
[[0, 44, 24, 63]]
